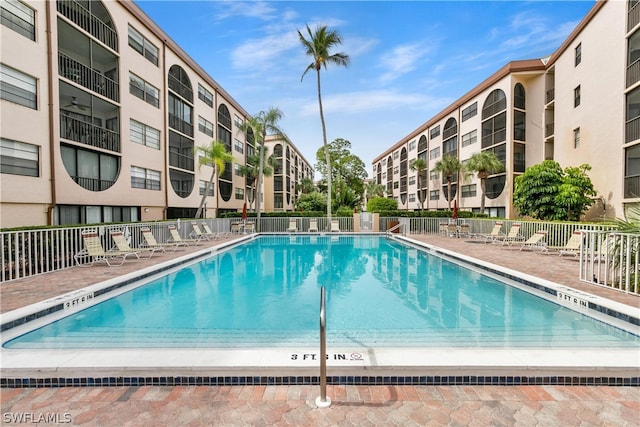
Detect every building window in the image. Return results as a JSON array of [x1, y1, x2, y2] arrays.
[[408, 176, 416, 185], [274, 194, 283, 208], [130, 119, 160, 149], [430, 126, 440, 139], [393, 165, 399, 175], [235, 187, 244, 200], [409, 194, 416, 203], [61, 145, 119, 192], [429, 147, 440, 160], [234, 163, 243, 177], [0, 138, 38, 176], [575, 43, 581, 66], [408, 140, 416, 151], [234, 138, 244, 154], [514, 110, 526, 141], [481, 112, 506, 149], [393, 181, 399, 189], [198, 116, 214, 137], [461, 184, 476, 198], [1, 0, 35, 40], [430, 169, 439, 180], [429, 190, 439, 200], [574, 85, 581, 107], [131, 166, 161, 190], [573, 127, 581, 148], [624, 144, 640, 198], [129, 73, 159, 108], [0, 63, 36, 109], [128, 26, 159, 66], [234, 114, 243, 128], [393, 151, 399, 160], [197, 84, 213, 107], [461, 130, 477, 147], [461, 102, 477, 122], [199, 180, 214, 196]]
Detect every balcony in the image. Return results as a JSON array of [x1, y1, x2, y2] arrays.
[[168, 151, 194, 172], [545, 89, 555, 104], [60, 114, 120, 152], [629, 1, 640, 32], [57, 0, 117, 51], [168, 114, 194, 137], [69, 176, 115, 191], [59, 52, 118, 102], [627, 116, 640, 143], [545, 122, 555, 138], [624, 175, 640, 198], [627, 59, 640, 89]]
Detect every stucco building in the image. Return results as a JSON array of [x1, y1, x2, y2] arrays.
[[372, 0, 639, 220]]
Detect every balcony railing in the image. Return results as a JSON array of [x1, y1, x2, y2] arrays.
[[168, 113, 194, 137], [59, 52, 119, 102], [545, 88, 555, 104], [60, 114, 120, 152], [70, 176, 116, 192], [168, 151, 194, 171], [545, 122, 555, 138], [627, 59, 640, 88], [57, 0, 118, 51], [629, 0, 640, 32], [624, 174, 640, 198], [626, 116, 640, 143]]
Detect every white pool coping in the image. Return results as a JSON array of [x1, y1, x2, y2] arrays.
[[1, 233, 639, 380]]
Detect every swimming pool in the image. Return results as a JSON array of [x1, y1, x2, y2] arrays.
[[4, 235, 639, 350]]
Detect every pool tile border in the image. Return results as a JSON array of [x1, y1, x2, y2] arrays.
[[1, 375, 638, 388]]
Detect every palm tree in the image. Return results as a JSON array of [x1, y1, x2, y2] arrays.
[[433, 154, 463, 210], [410, 158, 428, 210], [298, 24, 350, 229], [296, 177, 316, 195], [194, 140, 233, 218], [364, 180, 385, 201], [238, 148, 275, 211], [237, 108, 285, 227], [465, 151, 504, 214]]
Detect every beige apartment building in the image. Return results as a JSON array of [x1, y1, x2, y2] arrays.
[[372, 0, 639, 221], [262, 135, 314, 212], [0, 0, 313, 229]]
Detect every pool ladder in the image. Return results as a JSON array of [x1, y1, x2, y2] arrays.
[[315, 286, 331, 408]]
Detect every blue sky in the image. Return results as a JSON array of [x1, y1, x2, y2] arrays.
[[135, 0, 595, 178]]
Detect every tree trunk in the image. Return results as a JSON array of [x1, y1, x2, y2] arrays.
[[316, 68, 332, 229], [195, 169, 216, 218], [480, 178, 487, 214]]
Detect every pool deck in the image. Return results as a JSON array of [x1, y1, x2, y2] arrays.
[[1, 232, 639, 426]]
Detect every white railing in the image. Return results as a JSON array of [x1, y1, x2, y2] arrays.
[[580, 231, 639, 296], [0, 216, 617, 284]]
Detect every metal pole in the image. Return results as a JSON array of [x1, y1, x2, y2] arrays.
[[315, 286, 331, 408]]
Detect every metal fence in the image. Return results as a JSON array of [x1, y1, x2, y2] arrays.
[[580, 231, 639, 296], [0, 216, 619, 284]]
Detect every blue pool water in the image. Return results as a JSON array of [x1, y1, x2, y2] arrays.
[[4, 235, 639, 349]]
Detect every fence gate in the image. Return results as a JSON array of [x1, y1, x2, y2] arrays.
[[360, 212, 373, 231]]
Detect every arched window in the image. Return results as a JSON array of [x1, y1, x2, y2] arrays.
[[442, 117, 458, 158], [168, 65, 193, 102], [481, 89, 507, 198], [514, 83, 526, 142], [514, 83, 525, 109], [417, 135, 428, 153]]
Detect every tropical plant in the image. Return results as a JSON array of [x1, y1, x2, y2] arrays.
[[194, 140, 233, 218], [295, 191, 327, 212], [367, 197, 397, 213], [237, 108, 286, 227], [605, 203, 639, 291], [464, 151, 504, 213], [237, 147, 275, 211], [410, 158, 428, 210], [299, 24, 350, 229], [365, 180, 385, 201], [433, 155, 463, 210], [314, 138, 367, 207], [296, 177, 316, 194], [513, 160, 596, 221]]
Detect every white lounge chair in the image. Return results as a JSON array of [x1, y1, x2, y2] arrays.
[[287, 219, 298, 233], [74, 230, 139, 267], [475, 221, 504, 242], [190, 222, 217, 240], [141, 227, 187, 252], [308, 219, 319, 233], [493, 223, 524, 245], [168, 225, 201, 245], [544, 231, 583, 257], [110, 229, 163, 258], [508, 230, 547, 251], [330, 220, 340, 232]]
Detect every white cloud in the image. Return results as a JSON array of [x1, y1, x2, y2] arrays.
[[378, 43, 433, 84], [214, 1, 279, 21]]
